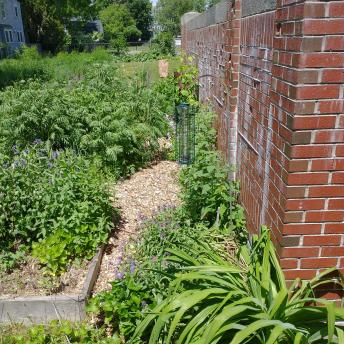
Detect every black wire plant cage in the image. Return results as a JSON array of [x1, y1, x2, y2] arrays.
[[175, 103, 196, 165]]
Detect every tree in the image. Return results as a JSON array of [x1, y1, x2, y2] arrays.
[[155, 0, 206, 36], [99, 4, 141, 53], [96, 0, 153, 41], [126, 0, 152, 41], [20, 0, 95, 52]]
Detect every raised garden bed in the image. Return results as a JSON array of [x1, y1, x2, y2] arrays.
[[0, 246, 105, 324]]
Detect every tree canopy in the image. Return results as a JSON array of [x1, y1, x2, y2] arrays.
[[155, 0, 221, 36]]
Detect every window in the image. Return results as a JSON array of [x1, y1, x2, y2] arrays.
[[4, 30, 13, 43], [20, 32, 23, 42], [15, 6, 18, 17], [17, 32, 20, 42]]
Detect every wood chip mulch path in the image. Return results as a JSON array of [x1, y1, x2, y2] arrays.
[[93, 161, 180, 294]]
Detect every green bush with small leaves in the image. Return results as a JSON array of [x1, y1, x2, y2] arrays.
[[0, 143, 114, 273], [0, 64, 170, 176]]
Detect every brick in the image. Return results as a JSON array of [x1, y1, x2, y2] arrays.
[[301, 258, 338, 269], [318, 100, 343, 114], [292, 131, 312, 144], [325, 223, 344, 234], [280, 258, 298, 269], [309, 186, 344, 197], [305, 211, 344, 222], [329, 3, 344, 17], [282, 247, 319, 258], [325, 36, 344, 51], [287, 172, 328, 185], [296, 85, 340, 100], [322, 247, 344, 257], [336, 145, 344, 157], [301, 37, 323, 52], [299, 53, 344, 68], [284, 211, 303, 223], [288, 159, 309, 172], [291, 145, 332, 159], [303, 19, 344, 35], [286, 199, 325, 211], [303, 235, 341, 246], [311, 159, 343, 171], [304, 2, 326, 18], [332, 172, 344, 184], [283, 223, 322, 235], [328, 199, 344, 209], [284, 269, 317, 280], [322, 70, 344, 83], [293, 116, 336, 130], [281, 236, 301, 247], [314, 130, 344, 143]]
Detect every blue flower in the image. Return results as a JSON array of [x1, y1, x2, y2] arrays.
[[130, 262, 136, 274], [33, 138, 43, 145], [47, 162, 53, 169]]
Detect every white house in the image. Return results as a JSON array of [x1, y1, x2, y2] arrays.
[[0, 0, 25, 56]]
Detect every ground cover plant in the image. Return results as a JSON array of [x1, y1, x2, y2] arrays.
[[0, 142, 114, 275], [0, 321, 119, 344]]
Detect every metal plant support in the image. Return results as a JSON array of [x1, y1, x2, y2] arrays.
[[175, 103, 196, 165]]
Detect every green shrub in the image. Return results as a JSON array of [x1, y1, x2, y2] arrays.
[[0, 64, 169, 176], [0, 321, 119, 344], [180, 110, 246, 239], [0, 143, 114, 273], [151, 31, 175, 56], [133, 227, 344, 343]]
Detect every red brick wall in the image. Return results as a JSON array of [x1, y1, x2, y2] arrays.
[[182, 0, 344, 292]]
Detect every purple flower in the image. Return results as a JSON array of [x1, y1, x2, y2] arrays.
[[33, 138, 43, 145], [52, 150, 60, 160], [12, 145, 19, 155], [141, 301, 148, 309], [130, 262, 136, 274], [47, 162, 53, 169], [20, 158, 27, 167], [116, 272, 125, 280]]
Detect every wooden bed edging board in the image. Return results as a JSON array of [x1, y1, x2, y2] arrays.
[[0, 245, 105, 324]]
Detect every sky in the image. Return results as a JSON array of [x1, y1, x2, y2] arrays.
[[151, 0, 157, 5]]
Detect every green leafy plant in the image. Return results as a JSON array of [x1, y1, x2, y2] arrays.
[[89, 275, 155, 339], [0, 321, 119, 344], [88, 209, 236, 341], [180, 110, 246, 239], [0, 144, 114, 273], [151, 31, 175, 55], [132, 227, 344, 343], [0, 64, 169, 176], [174, 57, 199, 106]]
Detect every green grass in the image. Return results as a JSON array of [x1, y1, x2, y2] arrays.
[[117, 57, 181, 83]]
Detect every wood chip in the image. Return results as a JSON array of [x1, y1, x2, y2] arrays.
[[93, 161, 180, 294]]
